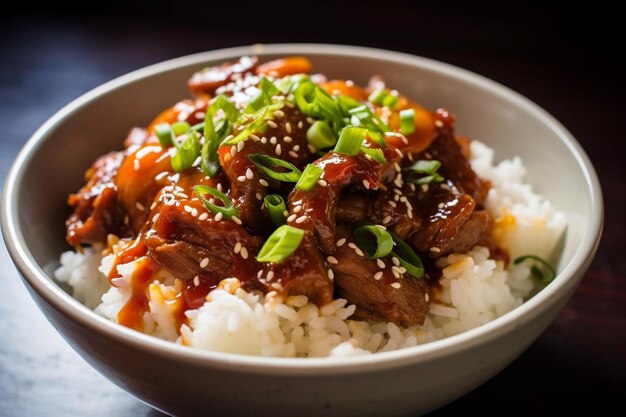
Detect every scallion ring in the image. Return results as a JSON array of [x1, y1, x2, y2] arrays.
[[155, 123, 173, 146], [334, 126, 367, 155], [361, 147, 387, 164], [248, 154, 302, 182], [295, 164, 323, 191], [400, 108, 416, 135], [171, 130, 200, 172], [264, 194, 287, 226], [390, 232, 425, 279], [353, 225, 394, 259], [193, 185, 239, 220], [256, 225, 305, 263], [513, 255, 556, 284], [307, 120, 337, 149]]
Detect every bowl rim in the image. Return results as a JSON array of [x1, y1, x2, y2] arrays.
[[1, 43, 603, 374]]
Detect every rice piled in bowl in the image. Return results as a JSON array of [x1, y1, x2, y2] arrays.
[[54, 141, 565, 357]]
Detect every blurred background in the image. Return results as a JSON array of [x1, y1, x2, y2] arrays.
[[1, 3, 624, 416]]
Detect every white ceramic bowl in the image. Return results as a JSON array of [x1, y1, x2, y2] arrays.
[[1, 44, 603, 416]]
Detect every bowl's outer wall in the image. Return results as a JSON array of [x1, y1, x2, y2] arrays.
[[5, 45, 600, 416]]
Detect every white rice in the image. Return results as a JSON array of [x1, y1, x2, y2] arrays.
[[54, 141, 566, 357]]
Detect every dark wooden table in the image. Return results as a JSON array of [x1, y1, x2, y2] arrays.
[[1, 10, 624, 416]]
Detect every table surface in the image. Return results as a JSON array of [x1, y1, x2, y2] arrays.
[[1, 11, 624, 416]]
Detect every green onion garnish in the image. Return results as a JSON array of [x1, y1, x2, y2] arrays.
[[382, 94, 398, 109], [306, 120, 337, 150], [248, 154, 302, 182], [264, 194, 287, 226], [361, 147, 387, 164], [294, 80, 318, 117], [201, 95, 239, 177], [295, 164, 323, 191], [390, 232, 424, 279], [348, 105, 391, 133], [245, 77, 280, 113], [225, 101, 284, 145], [368, 89, 388, 106], [334, 126, 367, 155], [513, 255, 557, 284], [256, 225, 305, 263], [193, 185, 239, 220], [400, 108, 416, 135], [353, 225, 394, 259], [155, 123, 174, 146], [407, 159, 444, 185], [337, 95, 362, 113], [172, 121, 191, 136], [171, 130, 200, 172]]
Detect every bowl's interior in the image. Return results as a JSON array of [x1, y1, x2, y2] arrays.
[[12, 45, 595, 321]]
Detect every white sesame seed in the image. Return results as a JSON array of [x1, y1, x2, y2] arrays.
[[275, 144, 282, 155], [237, 141, 245, 152], [394, 194, 400, 202], [348, 242, 357, 249], [183, 205, 192, 213], [391, 282, 401, 289], [307, 144, 316, 153], [217, 183, 223, 192], [232, 216, 242, 225], [249, 134, 259, 142], [394, 162, 401, 172], [336, 238, 346, 247], [260, 137, 268, 144], [191, 208, 198, 217], [374, 271, 384, 280], [136, 202, 145, 211], [306, 117, 315, 124], [285, 123, 292, 133], [199, 213, 208, 221], [421, 184, 429, 192], [200, 258, 209, 268], [246, 168, 254, 179], [214, 212, 223, 221], [407, 153, 415, 162], [259, 179, 269, 187], [256, 192, 262, 200], [270, 136, 277, 145], [267, 271, 275, 281], [430, 247, 441, 253], [363, 179, 370, 189], [230, 145, 237, 156], [295, 215, 307, 224], [273, 110, 285, 118], [425, 293, 430, 302], [237, 175, 246, 182], [133, 159, 140, 171], [267, 120, 278, 128], [400, 196, 408, 203], [327, 269, 334, 280], [438, 202, 445, 209], [317, 179, 328, 187], [394, 148, 404, 158], [382, 215, 392, 224], [234, 242, 242, 254], [241, 247, 249, 259], [289, 151, 299, 158], [355, 247, 364, 257], [392, 257, 400, 266], [152, 213, 160, 223], [435, 120, 444, 128], [407, 209, 413, 219], [376, 259, 385, 269], [392, 270, 400, 279], [297, 121, 304, 129], [327, 256, 338, 264], [409, 183, 416, 192], [388, 201, 397, 208], [193, 275, 200, 286], [257, 269, 263, 278], [392, 266, 403, 274], [287, 214, 297, 222]]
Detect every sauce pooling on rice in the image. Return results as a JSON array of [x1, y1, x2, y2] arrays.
[[65, 56, 501, 332]]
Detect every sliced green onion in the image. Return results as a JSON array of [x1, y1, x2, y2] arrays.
[[382, 94, 398, 109], [193, 185, 239, 220], [368, 89, 388, 105], [172, 121, 191, 136], [155, 123, 174, 146], [400, 108, 416, 135], [335, 126, 367, 155], [410, 159, 441, 173], [294, 80, 318, 117], [201, 95, 239, 177], [361, 147, 387, 164], [225, 102, 284, 145], [245, 77, 280, 113], [348, 105, 391, 133], [407, 159, 444, 185], [337, 95, 362, 113], [368, 131, 387, 148], [264, 194, 287, 226], [353, 225, 394, 259], [249, 154, 302, 182], [256, 225, 305, 263], [307, 120, 337, 149], [171, 131, 200, 172], [314, 88, 344, 126], [295, 164, 323, 191], [390, 232, 424, 278], [513, 255, 556, 284]]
